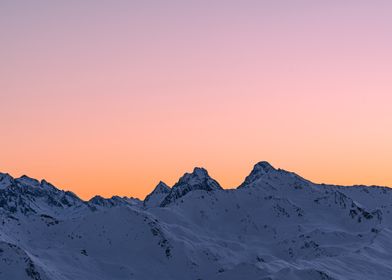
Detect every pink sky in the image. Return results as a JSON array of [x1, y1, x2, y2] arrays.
[[1, 1, 391, 199]]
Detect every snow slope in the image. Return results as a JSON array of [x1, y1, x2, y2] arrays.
[[0, 162, 391, 280]]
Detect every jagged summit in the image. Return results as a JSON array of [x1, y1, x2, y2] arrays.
[[237, 161, 279, 187], [252, 161, 276, 173], [176, 167, 216, 185], [1, 164, 392, 279], [147, 181, 170, 197], [89, 195, 107, 205], [155, 181, 171, 193], [0, 173, 58, 191], [143, 181, 171, 208], [0, 172, 12, 178], [159, 167, 222, 207], [247, 161, 276, 179], [40, 179, 58, 191], [16, 175, 40, 186], [237, 161, 311, 190], [0, 172, 13, 189]]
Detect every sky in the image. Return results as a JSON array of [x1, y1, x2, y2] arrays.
[[1, 1, 391, 200]]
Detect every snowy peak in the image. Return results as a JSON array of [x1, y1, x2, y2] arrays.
[[0, 172, 14, 189], [143, 181, 171, 208], [9, 175, 58, 191], [15, 175, 41, 187], [176, 167, 220, 189], [247, 161, 277, 180], [39, 179, 59, 191], [252, 161, 276, 174], [0, 172, 85, 215], [238, 161, 311, 191], [160, 167, 222, 207], [154, 181, 171, 194], [238, 161, 278, 187], [1, 164, 392, 279], [0, 173, 62, 192]]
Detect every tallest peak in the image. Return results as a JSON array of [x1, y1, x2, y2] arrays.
[[237, 161, 277, 188], [177, 167, 211, 184], [192, 167, 208, 176], [253, 161, 275, 173]]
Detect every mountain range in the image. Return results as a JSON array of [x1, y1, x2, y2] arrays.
[[1, 161, 392, 280]]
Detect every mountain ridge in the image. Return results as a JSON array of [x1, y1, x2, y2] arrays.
[[1, 161, 392, 280], [2, 161, 390, 202]]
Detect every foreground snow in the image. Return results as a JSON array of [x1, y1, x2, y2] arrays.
[[0, 161, 391, 280]]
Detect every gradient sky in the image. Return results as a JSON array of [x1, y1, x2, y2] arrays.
[[1, 1, 391, 200]]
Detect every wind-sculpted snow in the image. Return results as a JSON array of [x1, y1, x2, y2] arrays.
[[0, 163, 391, 279]]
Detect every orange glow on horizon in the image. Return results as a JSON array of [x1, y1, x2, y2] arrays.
[[1, 1, 391, 200]]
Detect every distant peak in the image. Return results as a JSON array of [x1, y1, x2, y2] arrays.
[[160, 166, 222, 207], [37, 180, 58, 192], [192, 167, 209, 177], [143, 181, 171, 207], [90, 195, 105, 203], [0, 172, 11, 178], [179, 167, 209, 181], [237, 161, 278, 188], [17, 175, 40, 186], [252, 161, 276, 174], [157, 180, 169, 187], [154, 181, 170, 193], [0, 172, 14, 189], [0, 172, 13, 181]]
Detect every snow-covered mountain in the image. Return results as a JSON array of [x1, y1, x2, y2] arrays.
[[0, 162, 391, 280], [143, 181, 170, 208], [159, 167, 222, 207]]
